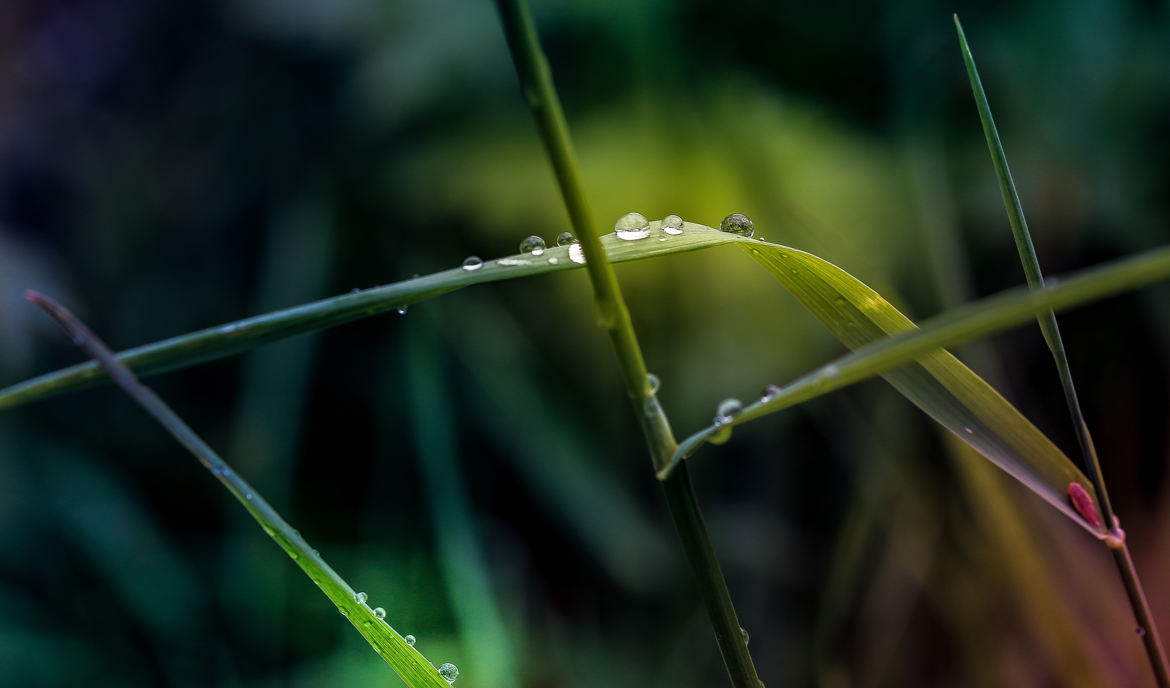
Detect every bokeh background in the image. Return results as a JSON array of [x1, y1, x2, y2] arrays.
[[2, 1, 1170, 686]]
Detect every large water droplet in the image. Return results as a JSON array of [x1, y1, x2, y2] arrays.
[[568, 243, 586, 264], [661, 214, 685, 235], [647, 373, 661, 395], [439, 662, 460, 682], [714, 398, 743, 424], [461, 256, 483, 271], [519, 235, 546, 256], [373, 607, 386, 620], [404, 634, 417, 646], [614, 211, 650, 240], [556, 231, 578, 247], [741, 627, 750, 645], [354, 592, 368, 604], [760, 384, 781, 402], [719, 213, 755, 238]]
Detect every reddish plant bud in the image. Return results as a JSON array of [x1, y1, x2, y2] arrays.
[[1068, 482, 1102, 528]]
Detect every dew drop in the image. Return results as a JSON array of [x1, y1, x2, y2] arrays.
[[658, 237, 667, 242], [461, 256, 483, 271], [719, 213, 755, 238], [519, 235, 546, 256], [496, 257, 530, 266], [354, 591, 368, 604], [614, 211, 650, 240], [643, 397, 662, 417], [396, 305, 409, 315], [661, 214, 685, 235], [741, 627, 750, 645], [647, 373, 661, 395], [311, 549, 319, 557], [568, 243, 586, 264], [350, 287, 360, 294], [714, 398, 743, 424], [245, 492, 254, 501], [547, 256, 559, 264], [556, 231, 578, 247], [760, 384, 782, 401], [404, 634, 416, 646], [373, 607, 386, 620], [439, 663, 460, 682]]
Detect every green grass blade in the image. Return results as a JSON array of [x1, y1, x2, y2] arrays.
[[25, 291, 455, 688], [1, 223, 741, 410], [666, 242, 1170, 536]]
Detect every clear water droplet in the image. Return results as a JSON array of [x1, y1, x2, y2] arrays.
[[519, 235, 546, 256], [719, 213, 755, 238], [556, 231, 578, 247], [461, 256, 483, 271], [496, 257, 530, 266], [404, 634, 416, 646], [714, 398, 743, 424], [439, 663, 459, 682], [568, 243, 586, 264], [354, 592, 368, 604], [647, 373, 661, 395], [741, 627, 750, 645], [547, 256, 559, 264], [658, 237, 667, 242], [350, 287, 360, 294], [661, 214, 685, 235], [643, 397, 661, 417], [760, 384, 781, 401], [373, 607, 386, 620], [397, 305, 408, 315], [614, 211, 650, 240], [311, 549, 319, 557]]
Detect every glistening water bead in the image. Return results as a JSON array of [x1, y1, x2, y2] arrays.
[[404, 634, 416, 646], [614, 211, 650, 240], [715, 398, 744, 424], [461, 256, 483, 271], [373, 607, 386, 620], [661, 214, 685, 235], [438, 662, 460, 682], [556, 231, 577, 247], [354, 591, 368, 604], [568, 243, 586, 264], [519, 235, 546, 256], [719, 213, 754, 238]]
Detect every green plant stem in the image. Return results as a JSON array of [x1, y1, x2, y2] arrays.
[[490, 1, 761, 684], [955, 16, 1169, 686], [24, 290, 450, 688]]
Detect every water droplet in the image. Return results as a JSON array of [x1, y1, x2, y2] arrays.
[[760, 384, 781, 401], [556, 231, 578, 247], [519, 235, 546, 256], [547, 256, 559, 264], [657, 237, 667, 242], [643, 397, 661, 416], [714, 398, 743, 424], [741, 627, 750, 645], [354, 592, 368, 604], [963, 427, 973, 434], [614, 211, 650, 240], [719, 213, 755, 238], [311, 549, 319, 557], [350, 287, 361, 294], [461, 256, 483, 271], [647, 373, 661, 395], [397, 305, 409, 315], [568, 243, 586, 264], [661, 214, 685, 235], [496, 258, 530, 266], [404, 634, 417, 646], [373, 607, 386, 620], [339, 607, 349, 616], [439, 663, 460, 682], [245, 492, 254, 501]]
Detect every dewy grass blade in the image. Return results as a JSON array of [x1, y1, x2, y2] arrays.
[[24, 290, 456, 688], [955, 16, 1170, 686]]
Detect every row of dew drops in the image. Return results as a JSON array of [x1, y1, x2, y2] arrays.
[[458, 211, 756, 273], [351, 591, 460, 684]]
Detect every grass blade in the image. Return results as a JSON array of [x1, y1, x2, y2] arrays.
[[25, 290, 455, 688], [955, 16, 1170, 685]]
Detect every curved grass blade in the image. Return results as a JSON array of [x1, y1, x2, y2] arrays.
[[25, 291, 454, 688], [0, 223, 742, 410], [667, 242, 1170, 536]]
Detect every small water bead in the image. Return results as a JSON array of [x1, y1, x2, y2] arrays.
[[350, 287, 361, 294], [438, 662, 460, 682], [461, 256, 483, 271], [547, 256, 559, 264], [373, 607, 386, 620], [760, 384, 782, 401], [568, 243, 586, 264], [404, 634, 417, 646], [714, 398, 744, 424], [647, 373, 661, 395], [614, 211, 651, 241], [661, 214, 685, 235], [556, 231, 578, 247], [397, 305, 409, 315], [354, 592, 368, 604], [741, 627, 750, 645], [719, 213, 755, 238], [497, 257, 530, 266], [519, 235, 546, 256]]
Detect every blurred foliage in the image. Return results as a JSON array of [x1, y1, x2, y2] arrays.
[[2, 0, 1169, 686]]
